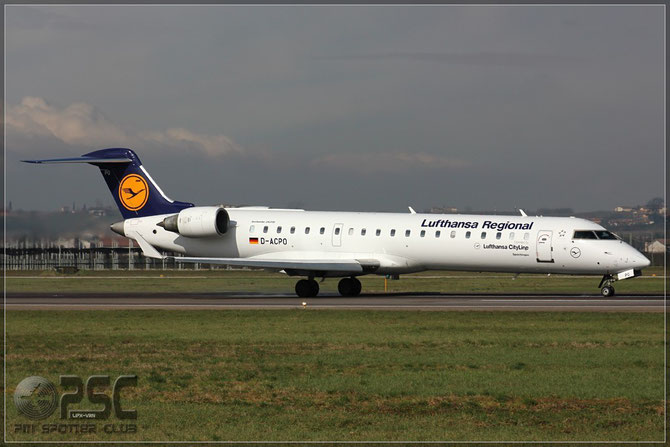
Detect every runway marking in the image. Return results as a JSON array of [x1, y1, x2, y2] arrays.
[[8, 294, 663, 299], [6, 304, 662, 310], [481, 298, 663, 302]]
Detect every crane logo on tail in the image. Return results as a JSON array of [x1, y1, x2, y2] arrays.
[[119, 174, 149, 211]]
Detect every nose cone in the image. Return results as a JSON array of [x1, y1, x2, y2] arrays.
[[110, 221, 125, 237], [635, 252, 651, 269], [625, 244, 651, 269]]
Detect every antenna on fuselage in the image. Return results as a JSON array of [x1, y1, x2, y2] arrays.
[[408, 206, 417, 214], [518, 209, 528, 217]]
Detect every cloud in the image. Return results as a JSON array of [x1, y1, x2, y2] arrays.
[[316, 51, 583, 68], [7, 96, 129, 146], [7, 96, 243, 156], [138, 128, 242, 157], [310, 152, 470, 173]]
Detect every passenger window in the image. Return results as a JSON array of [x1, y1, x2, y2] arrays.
[[509, 232, 515, 240], [524, 232, 529, 240], [435, 231, 441, 238], [290, 227, 295, 234], [405, 230, 411, 237], [305, 227, 310, 234], [496, 232, 501, 240], [376, 229, 381, 236], [361, 229, 366, 236], [481, 232, 486, 239], [390, 229, 396, 237], [450, 231, 456, 238], [320, 227, 325, 235], [335, 227, 340, 235], [466, 231, 471, 239], [420, 230, 426, 237], [263, 226, 268, 234], [277, 226, 282, 234], [348, 228, 354, 236], [249, 225, 255, 233]]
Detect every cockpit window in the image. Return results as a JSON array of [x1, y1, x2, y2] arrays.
[[573, 230, 598, 239], [573, 230, 618, 240]]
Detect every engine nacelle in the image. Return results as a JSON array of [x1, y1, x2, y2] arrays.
[[159, 206, 229, 238]]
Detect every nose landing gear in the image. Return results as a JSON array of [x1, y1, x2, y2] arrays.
[[598, 274, 616, 297], [601, 285, 615, 297]]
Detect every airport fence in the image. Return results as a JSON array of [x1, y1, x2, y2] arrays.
[[1, 241, 227, 271]]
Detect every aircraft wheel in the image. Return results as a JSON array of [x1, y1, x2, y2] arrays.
[[308, 279, 320, 297], [338, 278, 355, 296], [338, 277, 362, 296], [296, 279, 312, 298], [351, 277, 362, 296], [601, 285, 615, 297]]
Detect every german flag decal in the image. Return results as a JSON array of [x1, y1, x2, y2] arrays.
[[249, 237, 259, 244]]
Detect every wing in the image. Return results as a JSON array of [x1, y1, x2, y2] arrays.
[[166, 255, 380, 275], [127, 234, 380, 275]]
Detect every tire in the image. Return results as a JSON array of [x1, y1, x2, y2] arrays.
[[338, 278, 355, 296], [307, 279, 320, 297], [351, 277, 362, 296], [295, 279, 312, 298], [601, 285, 615, 297]]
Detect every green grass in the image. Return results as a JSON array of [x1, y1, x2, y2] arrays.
[[5, 310, 665, 442], [5, 266, 665, 294]]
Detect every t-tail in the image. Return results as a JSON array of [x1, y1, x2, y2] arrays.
[[22, 148, 194, 219]]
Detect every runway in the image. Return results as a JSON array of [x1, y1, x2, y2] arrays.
[[5, 292, 665, 311]]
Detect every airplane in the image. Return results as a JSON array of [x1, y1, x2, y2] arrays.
[[23, 148, 651, 298]]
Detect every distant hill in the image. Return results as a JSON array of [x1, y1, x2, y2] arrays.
[[6, 209, 122, 240]]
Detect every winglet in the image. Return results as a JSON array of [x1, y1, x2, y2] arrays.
[[408, 206, 416, 214], [519, 209, 527, 217]]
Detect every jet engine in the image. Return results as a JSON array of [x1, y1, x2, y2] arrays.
[[158, 206, 229, 237]]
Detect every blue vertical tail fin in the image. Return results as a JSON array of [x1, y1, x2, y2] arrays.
[[22, 148, 194, 219]]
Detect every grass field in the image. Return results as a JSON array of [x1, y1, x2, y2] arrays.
[[5, 310, 665, 442], [5, 266, 666, 294]]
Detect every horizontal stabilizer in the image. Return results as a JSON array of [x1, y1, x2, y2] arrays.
[[22, 156, 132, 164]]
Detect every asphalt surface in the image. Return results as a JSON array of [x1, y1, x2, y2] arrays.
[[5, 292, 665, 311]]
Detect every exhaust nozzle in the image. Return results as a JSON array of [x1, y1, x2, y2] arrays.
[[158, 214, 179, 233], [110, 221, 125, 237]]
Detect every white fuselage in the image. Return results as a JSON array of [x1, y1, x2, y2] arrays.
[[123, 208, 650, 277]]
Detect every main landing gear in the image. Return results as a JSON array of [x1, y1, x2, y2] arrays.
[[294, 277, 362, 298], [337, 277, 362, 297], [598, 274, 616, 297], [295, 279, 319, 298]]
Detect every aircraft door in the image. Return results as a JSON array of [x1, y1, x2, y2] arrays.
[[332, 223, 343, 247], [536, 230, 554, 263]]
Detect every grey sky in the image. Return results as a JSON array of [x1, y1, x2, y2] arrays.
[[6, 5, 664, 213]]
